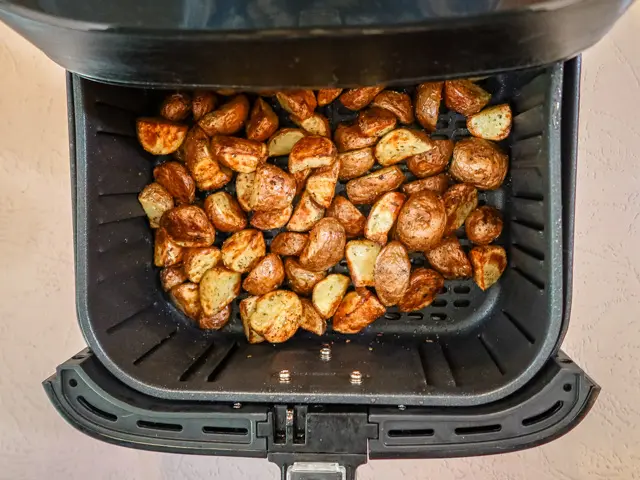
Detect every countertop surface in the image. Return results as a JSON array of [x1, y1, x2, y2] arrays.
[[1, 5, 640, 479]]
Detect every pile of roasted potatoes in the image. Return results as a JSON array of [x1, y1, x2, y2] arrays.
[[137, 80, 510, 343]]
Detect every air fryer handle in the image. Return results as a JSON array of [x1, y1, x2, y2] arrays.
[[281, 462, 356, 480]]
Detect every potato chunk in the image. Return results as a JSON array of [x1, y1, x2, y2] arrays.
[[242, 253, 285, 296], [270, 232, 308, 257], [198, 94, 249, 136], [199, 267, 241, 316], [444, 80, 491, 116], [210, 136, 267, 173], [170, 282, 201, 320], [240, 296, 264, 344], [204, 192, 248, 232], [469, 245, 507, 290], [299, 218, 346, 272], [267, 128, 306, 157], [374, 241, 411, 306], [371, 90, 414, 124], [250, 290, 302, 343], [442, 183, 478, 235], [414, 82, 443, 132], [339, 86, 384, 110], [345, 239, 381, 287], [306, 159, 340, 208], [397, 268, 444, 312], [276, 90, 317, 121], [333, 289, 386, 334], [137, 117, 188, 155], [160, 93, 191, 121], [450, 137, 508, 190], [183, 246, 221, 283], [221, 229, 266, 273], [312, 274, 350, 319], [426, 236, 472, 280], [326, 196, 366, 238], [138, 182, 174, 228], [467, 104, 512, 141], [299, 298, 327, 336], [465, 206, 503, 245], [345, 166, 405, 205], [160, 205, 215, 248], [374, 128, 435, 167], [284, 258, 327, 296], [246, 97, 279, 142], [289, 136, 337, 173], [365, 192, 406, 245]]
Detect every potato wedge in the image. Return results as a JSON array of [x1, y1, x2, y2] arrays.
[[137, 117, 188, 155], [240, 296, 265, 344], [199, 304, 231, 330], [426, 236, 472, 279], [289, 136, 337, 173], [406, 139, 454, 178], [467, 104, 512, 141], [397, 268, 444, 312], [345, 166, 405, 205], [160, 265, 187, 291], [338, 147, 375, 181], [153, 161, 196, 205], [138, 182, 174, 228], [204, 192, 248, 232], [299, 298, 327, 335], [339, 86, 384, 111], [183, 126, 233, 191], [154, 227, 184, 267], [198, 94, 250, 136], [357, 107, 397, 138], [396, 190, 446, 251], [333, 289, 386, 334], [250, 205, 293, 230], [183, 246, 222, 283], [216, 89, 238, 96], [345, 239, 381, 287], [469, 245, 507, 290], [170, 282, 201, 320], [287, 190, 325, 232], [312, 274, 350, 319], [293, 168, 312, 195], [243, 253, 285, 296], [402, 174, 449, 196], [465, 206, 503, 245], [374, 128, 435, 167], [414, 82, 443, 132], [221, 229, 266, 273], [443, 183, 478, 235], [374, 241, 411, 306], [365, 192, 406, 245], [284, 258, 327, 296], [236, 172, 255, 212], [249, 290, 301, 343], [334, 123, 377, 152], [276, 90, 317, 121], [371, 90, 414, 124], [306, 159, 340, 208], [160, 92, 191, 122], [444, 80, 491, 116], [192, 90, 217, 121], [267, 128, 306, 157], [292, 112, 331, 137], [317, 88, 343, 106], [299, 218, 346, 272], [210, 135, 267, 173], [271, 232, 308, 256], [450, 137, 508, 190], [160, 205, 216, 247], [250, 163, 296, 211], [326, 196, 366, 238], [246, 97, 279, 142], [199, 266, 241, 316]]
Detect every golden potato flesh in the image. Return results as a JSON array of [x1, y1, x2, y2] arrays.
[[250, 163, 296, 211], [288, 136, 338, 173], [267, 128, 306, 157], [137, 117, 188, 155], [160, 92, 192, 122], [442, 183, 478, 235], [239, 296, 264, 344], [345, 239, 381, 287], [401, 174, 449, 196], [371, 90, 414, 124], [246, 97, 279, 142], [338, 147, 375, 181], [242, 253, 285, 296], [326, 196, 366, 238], [210, 135, 267, 173], [170, 282, 201, 320], [292, 113, 331, 138], [221, 229, 266, 273], [374, 241, 411, 306], [467, 104, 512, 141], [199, 304, 231, 330], [250, 205, 293, 231], [316, 88, 343, 106], [299, 298, 327, 336], [465, 206, 503, 245], [357, 107, 397, 138], [192, 90, 217, 121], [395, 190, 446, 251], [284, 258, 327, 296], [444, 80, 491, 116], [249, 290, 302, 343], [469, 245, 507, 291], [345, 166, 405, 205], [287, 190, 325, 233], [154, 227, 184, 267], [426, 236, 472, 280], [198, 94, 249, 136], [365, 192, 406, 245], [374, 128, 435, 167], [153, 161, 196, 205], [414, 82, 443, 132], [306, 160, 340, 208], [333, 289, 386, 334], [204, 192, 248, 232], [450, 137, 508, 190], [339, 86, 385, 111], [397, 268, 444, 312], [334, 123, 377, 152], [312, 274, 350, 319], [160, 266, 187, 292], [236, 172, 255, 212], [270, 232, 308, 256], [199, 266, 242, 316], [138, 182, 174, 228], [160, 205, 216, 247], [276, 90, 317, 121], [406, 139, 454, 178], [292, 168, 312, 195], [299, 218, 346, 272], [182, 246, 221, 283]]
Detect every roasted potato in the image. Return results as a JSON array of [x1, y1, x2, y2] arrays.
[[192, 90, 217, 121], [445, 80, 491, 116], [326, 196, 366, 238], [426, 236, 472, 279], [271, 232, 308, 256], [339, 86, 385, 110], [465, 206, 503, 245], [357, 107, 397, 138], [276, 90, 317, 121], [371, 90, 414, 124], [210, 135, 267, 173], [160, 93, 192, 122], [312, 274, 350, 319], [250, 205, 293, 230], [160, 205, 215, 248], [250, 290, 302, 343], [414, 82, 443, 132], [306, 159, 340, 208], [338, 147, 375, 181], [365, 192, 406, 245], [395, 190, 446, 251], [137, 117, 188, 155], [204, 192, 248, 232], [289, 136, 337, 173], [406, 139, 454, 178], [467, 104, 512, 141], [199, 266, 242, 316], [442, 183, 478, 235], [333, 289, 386, 334], [216, 89, 238, 96], [284, 258, 327, 295], [299, 298, 327, 335], [287, 190, 325, 232], [267, 128, 306, 157], [160, 265, 187, 291], [153, 161, 196, 205], [374, 128, 435, 167], [236, 172, 255, 212], [345, 166, 405, 205], [240, 296, 265, 344], [183, 246, 222, 283], [345, 239, 381, 287], [292, 113, 331, 137], [199, 304, 231, 330], [317, 88, 343, 106], [292, 168, 312, 195], [374, 241, 411, 306], [198, 94, 250, 136], [250, 163, 296, 211], [246, 98, 279, 142], [450, 137, 508, 190], [402, 174, 449, 196], [334, 123, 377, 152], [170, 282, 201, 320], [299, 218, 346, 272], [221, 229, 266, 273], [243, 253, 285, 296], [183, 126, 233, 191], [154, 227, 184, 267], [397, 268, 444, 312], [138, 182, 174, 228], [469, 245, 507, 290]]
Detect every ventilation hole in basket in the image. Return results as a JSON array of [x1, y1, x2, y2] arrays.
[[512, 217, 545, 232], [453, 285, 471, 294], [263, 231, 275, 240], [69, 379, 78, 388], [407, 312, 423, 320], [384, 312, 402, 321], [454, 424, 501, 435], [388, 428, 435, 438], [431, 299, 447, 308], [522, 401, 564, 427], [339, 259, 348, 268], [563, 383, 573, 392], [513, 191, 544, 202], [202, 426, 248, 436], [133, 330, 178, 365], [431, 313, 447, 321], [77, 396, 117, 422], [453, 299, 470, 308], [512, 243, 545, 261], [513, 267, 545, 290], [179, 341, 217, 382], [137, 420, 183, 432], [411, 257, 426, 267], [502, 310, 535, 344], [477, 199, 487, 207]]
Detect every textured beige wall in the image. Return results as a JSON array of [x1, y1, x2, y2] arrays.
[[1, 5, 640, 479]]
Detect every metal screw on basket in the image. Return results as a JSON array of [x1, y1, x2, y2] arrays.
[[350, 370, 363, 385], [233, 402, 242, 409], [320, 346, 332, 361], [398, 405, 406, 411], [279, 369, 291, 383]]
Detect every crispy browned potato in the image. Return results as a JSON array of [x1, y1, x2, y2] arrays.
[[192, 90, 217, 121], [345, 239, 381, 287], [246, 98, 279, 142], [160, 93, 192, 122], [199, 304, 231, 330], [137, 117, 188, 155], [210, 135, 267, 173], [465, 206, 503, 245], [289, 136, 337, 173], [138, 182, 174, 228], [374, 128, 435, 167], [292, 168, 311, 195], [402, 174, 449, 196], [444, 80, 491, 116], [339, 86, 385, 110], [450, 137, 508, 190], [154, 227, 184, 267], [306, 160, 340, 208], [365, 192, 406, 245], [198, 94, 250, 136], [170, 282, 201, 320], [395, 190, 446, 251], [299, 218, 346, 272], [267, 128, 307, 157], [243, 253, 285, 296], [236, 172, 255, 212], [182, 246, 221, 283], [426, 236, 472, 279], [276, 90, 317, 120], [414, 82, 443, 132], [406, 139, 454, 178], [299, 298, 327, 335], [160, 265, 187, 291], [250, 290, 302, 343], [250, 205, 293, 230], [204, 192, 248, 232], [345, 166, 405, 205], [183, 126, 233, 191], [333, 289, 386, 334], [467, 104, 512, 141], [199, 266, 242, 316], [287, 190, 325, 232], [221, 229, 266, 273], [240, 296, 265, 344], [312, 274, 350, 319], [357, 107, 397, 138], [338, 147, 375, 181], [317, 88, 343, 106], [371, 90, 414, 124], [284, 258, 327, 295], [153, 161, 196, 205], [250, 163, 296, 211], [216, 89, 238, 96], [374, 241, 411, 306], [334, 123, 377, 152], [292, 113, 331, 137], [443, 183, 478, 235], [397, 268, 444, 312], [160, 205, 215, 247], [469, 245, 507, 290], [326, 196, 366, 238], [271, 232, 308, 256]]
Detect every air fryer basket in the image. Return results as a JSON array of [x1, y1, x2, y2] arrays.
[[73, 64, 564, 406]]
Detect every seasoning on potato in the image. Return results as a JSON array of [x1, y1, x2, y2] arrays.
[[154, 228, 183, 267], [333, 289, 386, 334], [465, 206, 503, 245], [199, 304, 231, 330], [284, 258, 327, 296], [469, 245, 507, 290], [316, 88, 343, 106], [183, 126, 233, 191], [139, 183, 174, 228], [160, 205, 216, 248], [414, 82, 443, 132], [326, 196, 366, 238], [402, 174, 449, 196], [426, 236, 472, 279], [371, 90, 414, 124], [374, 241, 411, 306], [246, 97, 279, 142], [365, 192, 406, 245], [450, 137, 508, 190], [299, 218, 346, 272], [199, 266, 242, 316], [338, 147, 376, 181], [467, 104, 512, 141], [444, 80, 491, 116], [375, 128, 435, 167], [270, 232, 308, 257], [345, 239, 381, 287], [239, 296, 264, 344], [204, 191, 248, 232], [243, 253, 285, 296], [397, 268, 444, 312], [221, 229, 266, 273], [183, 246, 222, 283], [406, 139, 454, 178], [210, 135, 267, 173], [306, 159, 340, 208], [357, 107, 397, 138], [395, 190, 446, 251], [160, 93, 192, 122], [250, 163, 296, 211], [289, 136, 338, 173], [442, 183, 478, 235], [287, 190, 326, 233], [250, 204, 293, 231], [249, 290, 302, 343], [137, 117, 188, 155], [345, 166, 405, 205], [312, 274, 350, 319], [198, 94, 250, 136]]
